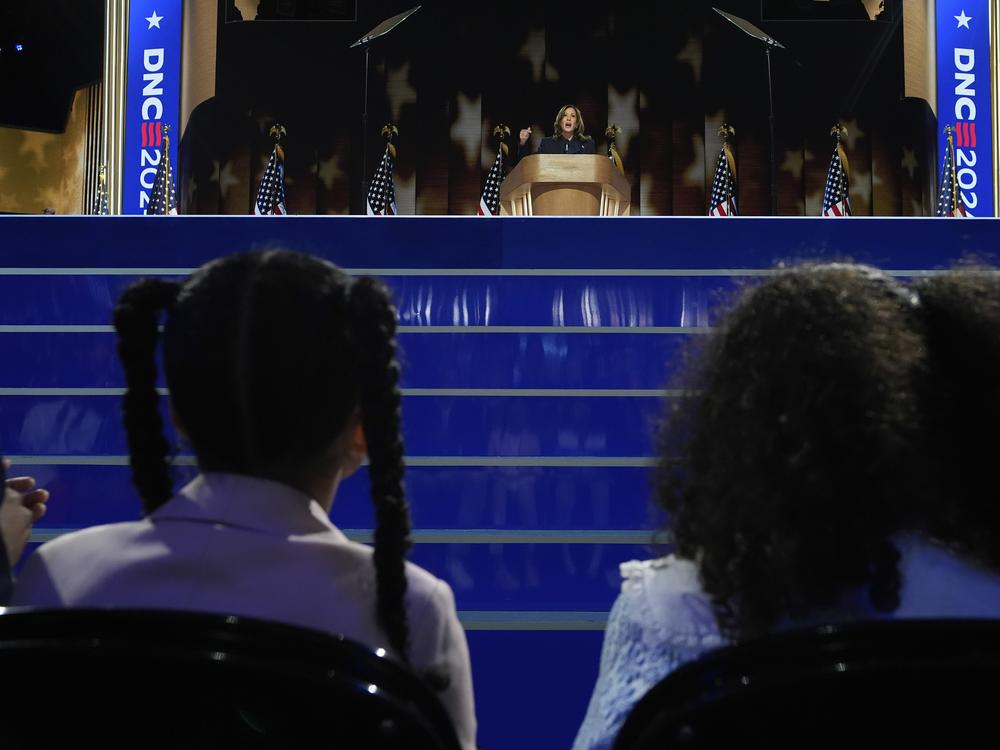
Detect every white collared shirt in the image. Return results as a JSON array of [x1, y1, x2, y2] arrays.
[[12, 472, 477, 749]]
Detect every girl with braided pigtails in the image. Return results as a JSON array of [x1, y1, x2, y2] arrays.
[[12, 250, 476, 749]]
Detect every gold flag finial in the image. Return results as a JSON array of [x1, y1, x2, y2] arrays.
[[718, 123, 735, 141], [269, 124, 287, 161], [830, 123, 848, 141], [381, 123, 398, 160], [493, 124, 511, 157], [98, 164, 106, 185]]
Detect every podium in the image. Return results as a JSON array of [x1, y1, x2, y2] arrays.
[[499, 155, 631, 216]]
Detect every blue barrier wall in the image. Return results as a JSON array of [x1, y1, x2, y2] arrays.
[[1, 215, 998, 747]]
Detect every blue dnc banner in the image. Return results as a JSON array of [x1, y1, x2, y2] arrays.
[[123, 1, 183, 215], [936, 1, 995, 216]]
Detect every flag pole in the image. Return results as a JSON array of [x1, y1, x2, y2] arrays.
[[362, 43, 370, 209], [766, 45, 776, 215], [945, 125, 957, 215], [382, 122, 399, 160], [493, 124, 510, 203], [606, 125, 624, 175], [831, 122, 849, 174], [97, 165, 107, 215], [719, 123, 736, 175], [163, 125, 172, 216]]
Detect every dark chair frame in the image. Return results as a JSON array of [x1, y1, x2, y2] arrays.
[[614, 619, 1000, 749], [0, 607, 461, 749]]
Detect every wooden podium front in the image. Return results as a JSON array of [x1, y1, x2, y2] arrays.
[[499, 155, 631, 216]]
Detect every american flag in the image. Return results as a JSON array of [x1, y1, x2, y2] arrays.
[[254, 144, 287, 215], [822, 140, 851, 217], [936, 126, 968, 217], [92, 166, 109, 215], [366, 143, 397, 216], [478, 148, 505, 216], [708, 141, 737, 217], [145, 132, 178, 215]]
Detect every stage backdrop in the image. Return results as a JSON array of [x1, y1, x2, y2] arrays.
[[176, 1, 939, 216]]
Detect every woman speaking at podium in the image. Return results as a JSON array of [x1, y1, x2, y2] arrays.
[[518, 104, 596, 157]]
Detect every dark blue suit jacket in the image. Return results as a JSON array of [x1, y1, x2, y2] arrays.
[[536, 135, 596, 155], [514, 134, 596, 166]]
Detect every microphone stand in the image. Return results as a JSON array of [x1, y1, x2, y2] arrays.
[[350, 5, 421, 213], [766, 44, 776, 217], [713, 8, 788, 216]]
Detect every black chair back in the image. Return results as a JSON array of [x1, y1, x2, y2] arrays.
[[614, 619, 1000, 748], [0, 608, 461, 749]]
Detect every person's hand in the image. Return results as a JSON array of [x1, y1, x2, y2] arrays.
[[0, 459, 49, 566], [519, 127, 531, 146]]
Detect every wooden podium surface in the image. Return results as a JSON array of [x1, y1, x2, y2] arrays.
[[499, 155, 631, 216]]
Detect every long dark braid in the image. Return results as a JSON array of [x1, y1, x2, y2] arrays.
[[113, 279, 181, 513], [349, 276, 412, 662], [113, 253, 415, 663]]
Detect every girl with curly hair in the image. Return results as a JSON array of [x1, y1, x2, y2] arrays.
[[574, 263, 929, 750], [893, 268, 1000, 616]]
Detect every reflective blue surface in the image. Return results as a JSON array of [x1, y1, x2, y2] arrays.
[[0, 334, 124, 387], [0, 394, 666, 456], [409, 543, 651, 610], [0, 274, 729, 328], [0, 331, 695, 390], [399, 332, 692, 389], [2, 215, 994, 750]]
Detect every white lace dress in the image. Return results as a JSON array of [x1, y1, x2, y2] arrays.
[[572, 555, 725, 750], [572, 536, 1000, 750]]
